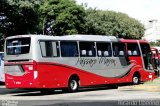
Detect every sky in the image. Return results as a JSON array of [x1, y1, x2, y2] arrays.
[[75, 0, 160, 23]]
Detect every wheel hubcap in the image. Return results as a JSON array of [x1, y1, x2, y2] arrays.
[[133, 77, 139, 84], [70, 80, 77, 90]]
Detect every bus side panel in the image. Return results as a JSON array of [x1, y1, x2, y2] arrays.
[[37, 63, 113, 88], [127, 56, 155, 82], [37, 62, 154, 88], [5, 61, 154, 89], [5, 70, 38, 88]]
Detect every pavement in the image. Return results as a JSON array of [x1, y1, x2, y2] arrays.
[[0, 78, 160, 106], [119, 77, 160, 92]]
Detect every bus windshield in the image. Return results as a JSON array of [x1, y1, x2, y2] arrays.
[[6, 37, 31, 55]]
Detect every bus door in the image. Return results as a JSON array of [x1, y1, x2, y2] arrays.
[[140, 43, 153, 70]]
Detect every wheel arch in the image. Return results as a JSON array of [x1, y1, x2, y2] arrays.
[[68, 74, 80, 85], [133, 71, 141, 78]]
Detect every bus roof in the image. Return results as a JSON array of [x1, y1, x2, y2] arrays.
[[120, 39, 148, 43], [6, 34, 148, 43], [6, 34, 118, 42]]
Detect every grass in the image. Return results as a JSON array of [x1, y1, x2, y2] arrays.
[[119, 77, 160, 92], [132, 77, 160, 92], [145, 77, 160, 85]]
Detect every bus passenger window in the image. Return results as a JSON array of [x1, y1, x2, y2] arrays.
[[60, 42, 78, 57], [113, 43, 126, 57], [96, 42, 112, 57], [45, 41, 53, 57], [79, 42, 96, 57], [127, 43, 140, 56], [40, 41, 59, 57], [52, 42, 59, 57]]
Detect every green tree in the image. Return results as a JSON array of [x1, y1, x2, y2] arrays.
[[150, 41, 160, 47], [0, 33, 4, 51], [0, 0, 42, 37], [84, 8, 145, 39], [39, 0, 86, 36]]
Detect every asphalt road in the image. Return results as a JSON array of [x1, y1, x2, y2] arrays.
[[0, 84, 160, 106]]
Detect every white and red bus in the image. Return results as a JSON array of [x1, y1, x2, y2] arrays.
[[0, 52, 4, 82], [4, 35, 155, 92]]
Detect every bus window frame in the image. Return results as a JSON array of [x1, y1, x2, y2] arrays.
[[60, 41, 79, 57], [6, 37, 31, 55], [39, 40, 60, 58], [79, 41, 96, 57], [126, 43, 140, 56], [96, 42, 112, 57], [112, 42, 126, 57]]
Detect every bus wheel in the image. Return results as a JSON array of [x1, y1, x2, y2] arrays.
[[132, 74, 140, 85], [68, 77, 79, 92]]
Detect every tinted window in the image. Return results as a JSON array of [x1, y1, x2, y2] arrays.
[[40, 41, 59, 57], [140, 43, 151, 54], [79, 42, 96, 57], [0, 53, 4, 66], [97, 42, 112, 57], [113, 43, 126, 57], [140, 43, 152, 70], [6, 38, 30, 55], [61, 42, 78, 57], [0, 53, 4, 61], [127, 43, 140, 56]]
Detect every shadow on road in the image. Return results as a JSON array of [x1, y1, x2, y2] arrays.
[[0, 88, 36, 95], [11, 86, 117, 96], [0, 82, 5, 85], [0, 83, 143, 96], [12, 85, 122, 96]]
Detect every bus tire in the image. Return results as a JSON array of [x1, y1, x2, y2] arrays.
[[132, 73, 140, 85], [68, 77, 79, 92]]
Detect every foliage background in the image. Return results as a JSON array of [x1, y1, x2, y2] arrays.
[[0, 0, 145, 50]]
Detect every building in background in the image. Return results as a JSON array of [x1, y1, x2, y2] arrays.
[[143, 20, 160, 42]]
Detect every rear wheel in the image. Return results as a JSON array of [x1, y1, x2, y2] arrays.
[[132, 74, 140, 85], [68, 77, 79, 92]]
